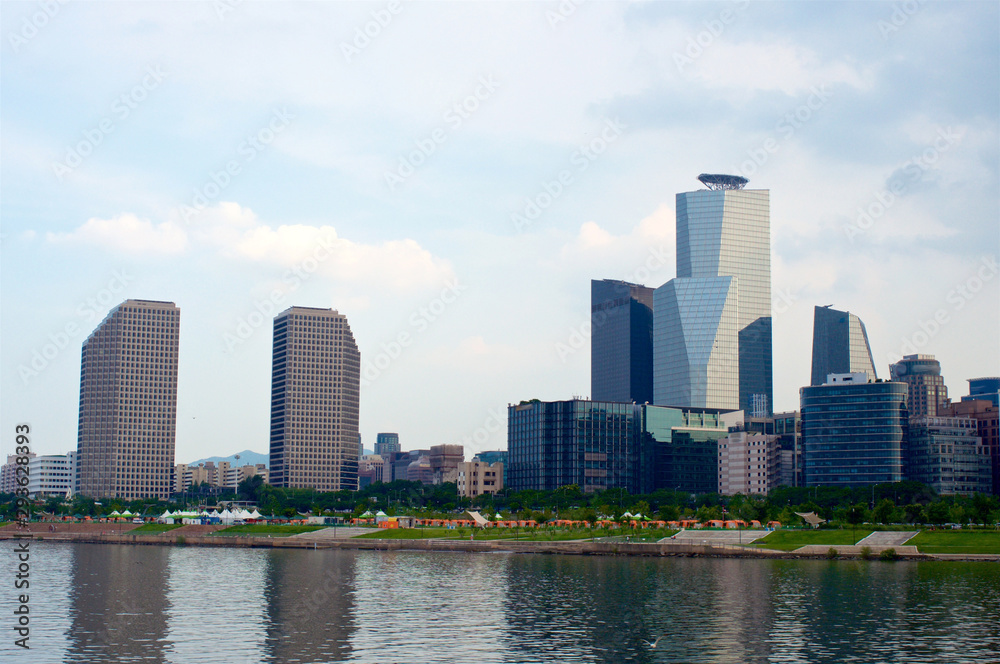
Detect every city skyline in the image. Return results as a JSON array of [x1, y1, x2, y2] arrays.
[[2, 2, 998, 463]]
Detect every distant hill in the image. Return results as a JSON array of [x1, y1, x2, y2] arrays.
[[187, 450, 269, 468]]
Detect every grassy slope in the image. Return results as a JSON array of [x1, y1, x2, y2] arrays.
[[908, 530, 1000, 554], [211, 524, 324, 536], [754, 529, 874, 551], [130, 523, 182, 533]]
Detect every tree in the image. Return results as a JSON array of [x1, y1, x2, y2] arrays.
[[970, 493, 998, 525], [237, 475, 265, 503], [903, 503, 926, 525], [926, 501, 949, 524], [872, 498, 896, 525]]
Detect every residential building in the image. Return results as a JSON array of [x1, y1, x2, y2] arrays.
[[0, 452, 36, 494], [941, 399, 1000, 496], [76, 299, 180, 500], [457, 459, 504, 499], [374, 433, 401, 458], [174, 462, 268, 493], [907, 416, 991, 495], [506, 399, 739, 494], [745, 411, 801, 487], [591, 279, 654, 404], [810, 305, 877, 385], [475, 450, 508, 484], [429, 444, 464, 484], [963, 377, 1000, 408], [654, 175, 771, 415], [718, 430, 780, 496], [27, 454, 76, 498], [800, 373, 908, 487], [889, 354, 948, 418], [269, 306, 361, 492]]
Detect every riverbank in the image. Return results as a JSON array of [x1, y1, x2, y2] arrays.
[[2, 529, 997, 562]]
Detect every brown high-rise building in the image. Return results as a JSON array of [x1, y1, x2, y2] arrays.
[[889, 354, 948, 418], [76, 299, 179, 500], [269, 306, 360, 491]]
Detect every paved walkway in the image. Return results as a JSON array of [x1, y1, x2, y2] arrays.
[[857, 531, 919, 546], [663, 529, 770, 545], [291, 526, 374, 540]]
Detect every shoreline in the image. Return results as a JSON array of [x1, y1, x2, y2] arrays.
[[2, 531, 996, 562]]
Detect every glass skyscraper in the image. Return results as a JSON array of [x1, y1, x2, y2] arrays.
[[76, 299, 179, 500], [269, 306, 360, 491], [654, 179, 771, 414], [590, 279, 654, 404], [811, 305, 877, 386]]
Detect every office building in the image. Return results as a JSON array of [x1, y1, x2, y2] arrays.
[[506, 399, 739, 494], [963, 377, 1000, 408], [0, 452, 36, 494], [23, 453, 75, 498], [718, 430, 780, 496], [810, 305, 877, 385], [76, 299, 179, 500], [591, 279, 654, 404], [457, 459, 504, 499], [654, 175, 771, 415], [942, 399, 999, 496], [429, 444, 464, 484], [800, 373, 908, 487], [907, 416, 991, 495], [889, 354, 948, 418], [269, 306, 361, 492], [745, 411, 801, 487], [375, 433, 401, 458], [358, 454, 384, 488]]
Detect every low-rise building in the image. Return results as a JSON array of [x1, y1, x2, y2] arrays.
[[0, 452, 36, 494], [457, 459, 504, 498], [27, 454, 76, 498]]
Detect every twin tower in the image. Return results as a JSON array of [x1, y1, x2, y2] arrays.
[[592, 174, 772, 416]]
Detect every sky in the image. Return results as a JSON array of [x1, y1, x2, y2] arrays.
[[2, 0, 998, 464]]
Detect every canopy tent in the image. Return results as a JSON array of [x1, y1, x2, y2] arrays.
[[795, 511, 827, 528]]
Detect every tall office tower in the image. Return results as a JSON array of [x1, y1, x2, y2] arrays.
[[591, 279, 654, 404], [800, 372, 909, 487], [810, 305, 877, 385], [374, 432, 400, 458], [653, 174, 771, 414], [76, 299, 179, 500], [269, 306, 360, 491], [889, 354, 948, 418]]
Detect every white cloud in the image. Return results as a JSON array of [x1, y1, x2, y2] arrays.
[[46, 213, 187, 255]]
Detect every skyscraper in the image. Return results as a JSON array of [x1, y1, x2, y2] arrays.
[[654, 174, 771, 413], [374, 432, 400, 458], [76, 299, 179, 500], [810, 305, 877, 385], [889, 354, 948, 418], [591, 279, 654, 404], [269, 306, 360, 491]]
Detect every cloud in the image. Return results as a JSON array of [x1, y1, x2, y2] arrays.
[[46, 213, 187, 255]]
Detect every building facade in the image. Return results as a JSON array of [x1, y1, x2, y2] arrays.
[[268, 306, 361, 492], [358, 454, 384, 488], [590, 279, 654, 404], [941, 399, 999, 496], [457, 460, 504, 499], [76, 299, 180, 500], [963, 377, 1000, 408], [810, 305, 877, 386], [718, 430, 780, 496], [907, 416, 991, 495], [745, 411, 801, 487], [0, 452, 36, 494], [27, 454, 76, 498], [801, 373, 908, 487], [375, 433, 401, 458], [654, 179, 772, 415], [429, 444, 464, 484], [889, 354, 948, 418]]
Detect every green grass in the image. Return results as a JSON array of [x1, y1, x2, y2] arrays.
[[131, 523, 182, 534], [754, 529, 873, 551], [351, 527, 680, 542], [908, 530, 1000, 554], [211, 524, 324, 537], [353, 527, 451, 539]]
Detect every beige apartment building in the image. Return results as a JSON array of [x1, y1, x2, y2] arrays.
[[457, 459, 504, 498], [269, 307, 361, 492], [174, 462, 269, 493], [76, 299, 179, 500], [718, 430, 780, 496]]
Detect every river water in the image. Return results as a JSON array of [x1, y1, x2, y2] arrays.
[[1, 542, 998, 663]]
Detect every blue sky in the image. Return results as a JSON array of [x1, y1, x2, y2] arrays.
[[2, 0, 998, 463]]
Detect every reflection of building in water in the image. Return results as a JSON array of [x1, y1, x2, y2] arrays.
[[66, 543, 170, 663], [262, 549, 357, 662]]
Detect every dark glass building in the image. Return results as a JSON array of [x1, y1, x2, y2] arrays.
[[590, 279, 654, 404], [506, 399, 737, 494], [801, 374, 908, 487], [963, 377, 1000, 408], [375, 433, 401, 458], [810, 305, 876, 386]]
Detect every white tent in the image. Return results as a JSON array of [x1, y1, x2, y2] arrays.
[[250, 509, 261, 519]]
